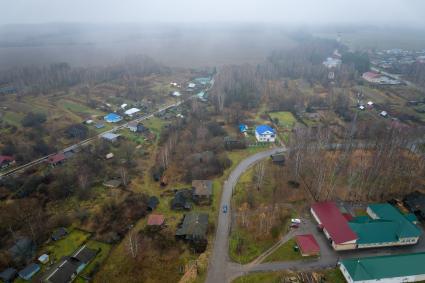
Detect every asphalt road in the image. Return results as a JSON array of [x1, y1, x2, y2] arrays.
[[205, 146, 286, 283], [205, 144, 425, 283]]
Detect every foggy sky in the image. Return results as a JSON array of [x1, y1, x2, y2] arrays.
[[2, 0, 425, 27]]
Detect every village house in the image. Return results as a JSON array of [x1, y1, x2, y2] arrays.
[[104, 113, 123, 123], [127, 122, 148, 133], [147, 196, 159, 211], [124, 107, 141, 117], [51, 227, 68, 241], [38, 254, 49, 264], [127, 121, 139, 132], [171, 189, 192, 210], [147, 214, 165, 229], [192, 180, 213, 205], [9, 237, 36, 263], [101, 132, 121, 143], [0, 155, 15, 168], [95, 123, 105, 129], [171, 91, 181, 97], [238, 123, 248, 133], [47, 153, 66, 167], [379, 110, 388, 117], [270, 153, 285, 165], [0, 268, 17, 283], [255, 125, 276, 142], [42, 246, 97, 283], [175, 212, 209, 252], [322, 57, 341, 68], [18, 263, 40, 281]]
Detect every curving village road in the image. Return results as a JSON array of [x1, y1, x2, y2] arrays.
[[205, 146, 286, 283], [205, 144, 425, 283]]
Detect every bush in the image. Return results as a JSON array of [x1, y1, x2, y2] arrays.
[[270, 225, 280, 239], [21, 112, 47, 127], [287, 180, 300, 188]]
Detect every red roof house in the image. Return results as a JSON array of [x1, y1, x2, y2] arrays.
[[311, 201, 358, 250], [147, 214, 165, 226], [0, 155, 15, 167], [47, 153, 66, 167], [295, 234, 320, 256]]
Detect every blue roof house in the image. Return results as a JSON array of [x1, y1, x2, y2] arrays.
[[18, 263, 40, 281], [239, 124, 248, 133], [104, 113, 123, 123], [255, 125, 276, 142]]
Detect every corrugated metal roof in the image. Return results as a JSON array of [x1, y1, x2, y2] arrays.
[[295, 234, 320, 255], [255, 125, 275, 135], [341, 252, 425, 281], [312, 201, 358, 244], [368, 203, 421, 238]]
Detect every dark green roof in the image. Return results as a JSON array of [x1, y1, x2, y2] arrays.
[[347, 204, 421, 244], [368, 203, 421, 238], [406, 213, 418, 223], [350, 216, 371, 223], [349, 220, 399, 244], [176, 212, 208, 239], [341, 252, 425, 281]]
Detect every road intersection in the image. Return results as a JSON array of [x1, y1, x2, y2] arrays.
[[205, 146, 425, 283]]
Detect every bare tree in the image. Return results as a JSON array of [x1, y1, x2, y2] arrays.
[[126, 230, 139, 259], [254, 161, 265, 191]]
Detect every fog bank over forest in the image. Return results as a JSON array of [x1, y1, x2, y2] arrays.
[[1, 23, 425, 71], [0, 24, 301, 70]]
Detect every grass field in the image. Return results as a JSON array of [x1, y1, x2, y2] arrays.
[[230, 228, 277, 264], [320, 268, 346, 283], [2, 111, 23, 126], [232, 268, 345, 283], [263, 238, 314, 263], [269, 111, 296, 129], [232, 271, 290, 283]]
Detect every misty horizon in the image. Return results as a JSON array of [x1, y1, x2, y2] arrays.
[[2, 0, 425, 27]]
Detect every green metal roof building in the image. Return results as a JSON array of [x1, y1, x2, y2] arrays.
[[347, 203, 421, 248], [340, 252, 425, 283]]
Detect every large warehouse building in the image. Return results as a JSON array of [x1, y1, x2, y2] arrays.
[[311, 201, 421, 250], [339, 252, 425, 283], [311, 201, 358, 250]]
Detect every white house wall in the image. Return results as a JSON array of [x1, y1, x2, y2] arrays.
[[340, 263, 425, 283], [255, 131, 276, 142]]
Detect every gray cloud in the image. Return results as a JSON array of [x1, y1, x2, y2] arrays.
[[1, 0, 425, 27]]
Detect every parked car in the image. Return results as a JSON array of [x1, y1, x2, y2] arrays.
[[291, 218, 301, 224]]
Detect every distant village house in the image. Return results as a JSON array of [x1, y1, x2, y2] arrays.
[[255, 125, 276, 142], [192, 180, 213, 205]]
